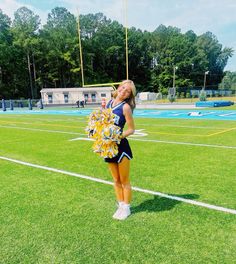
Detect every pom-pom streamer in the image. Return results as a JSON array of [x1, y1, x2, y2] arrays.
[[85, 108, 122, 158]]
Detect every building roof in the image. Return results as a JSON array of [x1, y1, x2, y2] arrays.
[[40, 87, 114, 93]]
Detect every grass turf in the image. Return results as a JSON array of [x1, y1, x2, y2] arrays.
[[0, 112, 236, 263]]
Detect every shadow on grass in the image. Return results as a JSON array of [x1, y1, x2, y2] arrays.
[[132, 194, 199, 214]]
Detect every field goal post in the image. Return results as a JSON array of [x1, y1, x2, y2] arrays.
[[77, 0, 129, 90]]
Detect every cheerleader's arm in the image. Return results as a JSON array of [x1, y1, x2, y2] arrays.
[[122, 103, 135, 138]]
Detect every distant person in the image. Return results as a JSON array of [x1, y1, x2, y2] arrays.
[[101, 97, 106, 109], [80, 100, 85, 108], [105, 80, 136, 220], [77, 96, 85, 108]]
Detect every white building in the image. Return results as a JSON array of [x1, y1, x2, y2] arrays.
[[40, 87, 114, 105], [138, 92, 157, 101]]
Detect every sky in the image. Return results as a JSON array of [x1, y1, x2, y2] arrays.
[[1, 0, 236, 71]]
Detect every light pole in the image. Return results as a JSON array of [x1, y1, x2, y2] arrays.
[[173, 66, 178, 88], [203, 71, 209, 90]]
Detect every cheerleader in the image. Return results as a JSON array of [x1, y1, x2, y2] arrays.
[[105, 80, 136, 220]]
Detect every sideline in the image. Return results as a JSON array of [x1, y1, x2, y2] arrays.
[[0, 156, 235, 215]]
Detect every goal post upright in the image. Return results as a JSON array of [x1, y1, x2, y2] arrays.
[[77, 0, 129, 89]]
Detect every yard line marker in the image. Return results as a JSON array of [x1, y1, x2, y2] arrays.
[[138, 124, 232, 129], [0, 125, 83, 135], [0, 156, 113, 186], [130, 129, 148, 137], [0, 120, 83, 129], [1, 124, 236, 150], [130, 138, 236, 149], [207, 127, 236, 137], [0, 156, 236, 215], [147, 131, 205, 137], [70, 137, 94, 141], [218, 112, 236, 117], [0, 116, 85, 122]]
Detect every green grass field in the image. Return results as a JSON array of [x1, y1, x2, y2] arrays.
[[0, 111, 236, 263]]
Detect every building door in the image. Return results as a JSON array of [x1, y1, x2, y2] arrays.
[[91, 93, 96, 102], [48, 94, 53, 103], [64, 94, 69, 103]]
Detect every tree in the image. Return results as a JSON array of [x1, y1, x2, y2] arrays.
[[40, 7, 79, 88], [219, 71, 236, 91], [150, 25, 195, 93], [195, 32, 233, 88], [0, 9, 15, 98], [0, 6, 234, 98], [12, 7, 41, 98]]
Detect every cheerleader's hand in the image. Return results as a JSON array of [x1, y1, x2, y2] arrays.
[[118, 132, 124, 141]]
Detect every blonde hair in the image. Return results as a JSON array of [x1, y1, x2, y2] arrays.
[[112, 80, 136, 111]]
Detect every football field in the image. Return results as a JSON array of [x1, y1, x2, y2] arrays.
[[0, 110, 236, 263]]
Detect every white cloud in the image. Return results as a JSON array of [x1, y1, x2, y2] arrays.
[[163, 0, 236, 35], [0, 0, 48, 25], [0, 0, 23, 19], [59, 0, 125, 24]]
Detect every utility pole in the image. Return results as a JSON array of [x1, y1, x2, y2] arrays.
[[27, 51, 34, 99], [203, 71, 209, 90], [173, 66, 178, 88]]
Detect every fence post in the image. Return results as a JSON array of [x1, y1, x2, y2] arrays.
[[10, 99, 14, 110], [28, 98, 32, 110], [2, 99, 6, 111], [39, 99, 44, 109]]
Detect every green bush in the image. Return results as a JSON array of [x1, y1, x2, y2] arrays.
[[156, 92, 162, 100], [186, 92, 191, 98], [168, 94, 176, 103], [180, 92, 185, 99]]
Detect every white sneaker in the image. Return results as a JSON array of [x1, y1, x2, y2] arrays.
[[112, 207, 123, 219], [112, 202, 124, 219], [116, 206, 131, 220]]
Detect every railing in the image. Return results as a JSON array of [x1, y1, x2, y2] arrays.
[[0, 99, 106, 109]]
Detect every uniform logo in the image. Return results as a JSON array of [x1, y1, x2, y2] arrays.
[[114, 114, 120, 125]]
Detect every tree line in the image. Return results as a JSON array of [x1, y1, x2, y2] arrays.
[[0, 6, 234, 99]]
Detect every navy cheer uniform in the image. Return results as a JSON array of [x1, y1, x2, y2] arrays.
[[104, 100, 133, 163]]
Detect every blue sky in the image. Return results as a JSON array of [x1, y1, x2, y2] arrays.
[[1, 0, 236, 71]]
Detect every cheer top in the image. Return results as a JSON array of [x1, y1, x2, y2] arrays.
[[106, 100, 126, 131], [104, 99, 133, 163]]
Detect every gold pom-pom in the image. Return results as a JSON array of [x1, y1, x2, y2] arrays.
[[85, 108, 122, 158]]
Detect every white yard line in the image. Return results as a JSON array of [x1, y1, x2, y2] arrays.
[[130, 138, 236, 150], [70, 137, 236, 150], [0, 125, 83, 135], [1, 124, 236, 149], [0, 116, 85, 122], [138, 123, 233, 129], [0, 156, 235, 215], [69, 137, 94, 141]]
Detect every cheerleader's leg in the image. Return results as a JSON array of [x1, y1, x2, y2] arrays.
[[118, 157, 132, 204], [108, 162, 124, 202]]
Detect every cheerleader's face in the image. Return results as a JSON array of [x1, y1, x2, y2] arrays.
[[117, 82, 132, 100]]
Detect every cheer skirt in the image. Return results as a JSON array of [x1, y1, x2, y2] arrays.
[[104, 138, 133, 163]]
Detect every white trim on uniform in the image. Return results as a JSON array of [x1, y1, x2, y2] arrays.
[[118, 152, 132, 163], [111, 100, 126, 111]]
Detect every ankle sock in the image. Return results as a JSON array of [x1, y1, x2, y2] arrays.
[[123, 203, 130, 209], [118, 201, 125, 207]]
